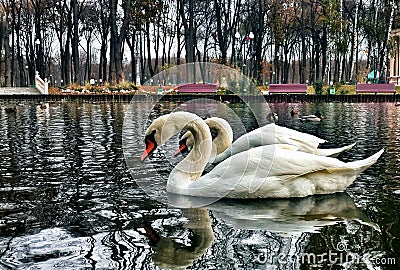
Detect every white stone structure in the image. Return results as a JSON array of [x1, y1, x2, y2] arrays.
[[35, 71, 49, 94], [389, 28, 400, 85]]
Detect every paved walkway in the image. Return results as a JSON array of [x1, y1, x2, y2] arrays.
[[0, 87, 41, 95]]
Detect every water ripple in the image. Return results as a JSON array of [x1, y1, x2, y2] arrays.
[[0, 101, 398, 269]]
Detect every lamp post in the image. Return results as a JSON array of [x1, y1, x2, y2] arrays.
[[234, 32, 241, 69], [244, 32, 255, 79], [35, 39, 41, 76], [248, 32, 254, 79], [135, 52, 140, 86], [243, 36, 249, 77], [275, 52, 280, 84], [235, 31, 255, 93], [25, 65, 28, 86]]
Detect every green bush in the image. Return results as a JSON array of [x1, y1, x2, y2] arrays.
[[314, 81, 323, 95]]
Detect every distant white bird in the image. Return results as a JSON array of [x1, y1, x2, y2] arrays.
[[300, 112, 323, 122]]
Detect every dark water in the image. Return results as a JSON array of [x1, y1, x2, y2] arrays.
[[0, 100, 399, 269]]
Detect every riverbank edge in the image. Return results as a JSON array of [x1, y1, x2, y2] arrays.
[[0, 93, 399, 103]]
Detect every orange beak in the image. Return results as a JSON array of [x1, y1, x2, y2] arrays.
[[141, 140, 155, 161], [174, 141, 187, 156]]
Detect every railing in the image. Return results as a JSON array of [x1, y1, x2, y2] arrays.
[[35, 71, 49, 94]]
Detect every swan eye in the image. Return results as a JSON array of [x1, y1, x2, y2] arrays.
[[144, 131, 157, 146], [143, 130, 157, 143], [141, 131, 157, 161], [210, 129, 218, 140], [174, 138, 188, 156]]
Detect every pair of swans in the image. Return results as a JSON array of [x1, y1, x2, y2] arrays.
[[141, 111, 383, 199]]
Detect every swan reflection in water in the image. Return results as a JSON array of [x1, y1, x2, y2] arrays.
[[143, 208, 214, 269], [145, 192, 379, 269]]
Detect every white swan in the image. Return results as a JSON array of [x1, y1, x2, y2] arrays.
[[212, 122, 356, 164], [177, 117, 355, 164], [300, 112, 323, 122], [141, 111, 384, 199]]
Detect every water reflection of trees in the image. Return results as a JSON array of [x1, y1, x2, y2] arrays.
[[0, 101, 399, 269]]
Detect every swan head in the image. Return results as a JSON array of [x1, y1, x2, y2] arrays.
[[141, 114, 176, 161], [142, 129, 158, 161], [174, 117, 233, 156], [141, 112, 212, 162], [174, 131, 194, 156]]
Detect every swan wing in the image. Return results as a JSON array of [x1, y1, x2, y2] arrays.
[[212, 125, 274, 163], [213, 124, 326, 163], [314, 142, 356, 157], [273, 124, 325, 150], [183, 146, 383, 199]]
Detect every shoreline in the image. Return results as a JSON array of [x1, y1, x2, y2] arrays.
[[0, 93, 399, 103]]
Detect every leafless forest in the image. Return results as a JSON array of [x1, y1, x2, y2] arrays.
[[0, 0, 398, 87]]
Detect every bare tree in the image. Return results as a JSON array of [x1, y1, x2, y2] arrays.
[[109, 0, 132, 83]]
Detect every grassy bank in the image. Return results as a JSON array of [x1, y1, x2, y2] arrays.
[[49, 83, 400, 95]]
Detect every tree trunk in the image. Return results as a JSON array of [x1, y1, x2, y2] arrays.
[[109, 0, 130, 83], [109, 0, 117, 83], [176, 0, 182, 66], [16, 1, 25, 86], [382, 0, 396, 81], [350, 0, 359, 82], [214, 0, 227, 64], [321, 27, 328, 83], [146, 21, 155, 77], [254, 0, 265, 84], [72, 0, 80, 83], [187, 0, 195, 63], [98, 0, 109, 83], [10, 0, 16, 86], [300, 0, 306, 83]]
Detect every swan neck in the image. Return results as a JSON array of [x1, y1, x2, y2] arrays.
[[168, 113, 212, 192], [205, 118, 233, 155], [184, 119, 213, 177]]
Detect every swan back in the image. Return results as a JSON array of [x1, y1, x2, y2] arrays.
[[213, 123, 326, 164]]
